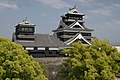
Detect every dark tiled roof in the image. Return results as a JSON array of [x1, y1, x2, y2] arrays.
[[53, 20, 93, 32], [53, 28, 93, 33], [14, 34, 69, 48], [17, 35, 35, 39]]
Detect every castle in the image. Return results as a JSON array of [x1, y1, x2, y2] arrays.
[[12, 6, 93, 57]]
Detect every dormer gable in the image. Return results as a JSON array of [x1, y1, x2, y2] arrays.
[[65, 33, 91, 45], [69, 21, 84, 29]]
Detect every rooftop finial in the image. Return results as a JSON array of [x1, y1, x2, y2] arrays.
[[69, 5, 76, 11], [21, 17, 29, 24], [18, 17, 35, 26], [23, 17, 27, 22], [25, 17, 27, 20]]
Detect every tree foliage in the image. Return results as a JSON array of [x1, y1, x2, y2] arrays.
[[58, 38, 120, 80], [0, 37, 48, 80]]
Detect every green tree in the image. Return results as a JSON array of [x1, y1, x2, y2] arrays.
[[0, 37, 48, 80], [58, 38, 120, 80]]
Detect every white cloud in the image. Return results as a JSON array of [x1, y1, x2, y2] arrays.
[[113, 4, 120, 8], [37, 0, 71, 9], [0, 1, 18, 9], [105, 20, 120, 27], [39, 13, 47, 17], [88, 8, 112, 16], [75, 0, 93, 3], [87, 2, 120, 17]]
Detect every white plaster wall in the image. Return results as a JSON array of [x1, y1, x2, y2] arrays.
[[114, 46, 120, 52]]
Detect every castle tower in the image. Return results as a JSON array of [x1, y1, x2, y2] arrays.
[[12, 18, 70, 57], [14, 18, 35, 40], [53, 6, 94, 45]]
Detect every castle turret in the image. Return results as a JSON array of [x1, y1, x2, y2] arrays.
[[13, 18, 35, 40], [15, 18, 35, 35], [53, 6, 94, 45]]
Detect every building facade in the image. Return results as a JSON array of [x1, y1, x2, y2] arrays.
[[53, 6, 93, 45], [12, 18, 71, 57], [12, 7, 93, 57]]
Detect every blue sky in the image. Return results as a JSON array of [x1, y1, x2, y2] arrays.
[[0, 0, 120, 44]]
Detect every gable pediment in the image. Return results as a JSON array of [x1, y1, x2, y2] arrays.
[[69, 21, 84, 29], [65, 33, 91, 45]]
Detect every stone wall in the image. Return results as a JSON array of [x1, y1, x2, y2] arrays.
[[34, 57, 69, 80]]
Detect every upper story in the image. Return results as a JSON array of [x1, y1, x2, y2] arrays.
[[53, 6, 94, 45]]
